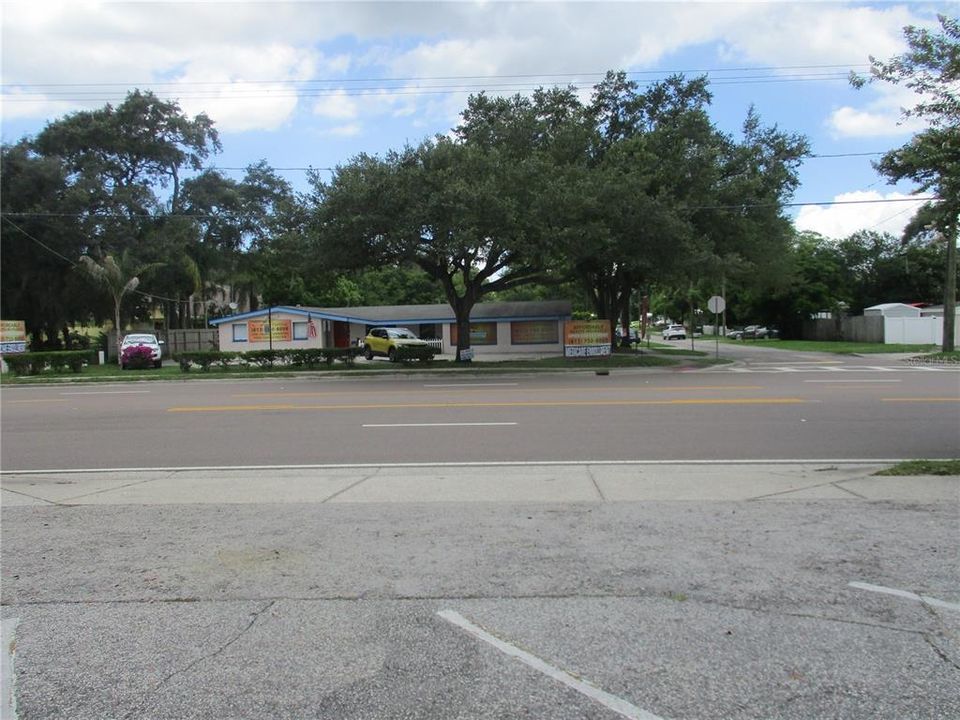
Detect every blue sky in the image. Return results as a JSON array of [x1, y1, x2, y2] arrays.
[[2, 1, 952, 240]]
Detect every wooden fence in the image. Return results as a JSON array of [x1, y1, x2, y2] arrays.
[[107, 329, 219, 360], [801, 316, 884, 343]]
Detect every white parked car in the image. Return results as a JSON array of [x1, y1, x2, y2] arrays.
[[662, 325, 686, 340], [120, 333, 163, 369]]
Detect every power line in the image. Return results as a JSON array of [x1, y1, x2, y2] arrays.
[[0, 63, 870, 91], [0, 67, 865, 105], [1, 216, 188, 304]]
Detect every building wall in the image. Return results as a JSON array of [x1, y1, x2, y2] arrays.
[[442, 319, 565, 354], [217, 312, 326, 353]]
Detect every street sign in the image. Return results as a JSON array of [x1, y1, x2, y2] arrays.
[[707, 296, 726, 314]]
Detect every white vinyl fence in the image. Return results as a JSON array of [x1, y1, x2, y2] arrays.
[[885, 317, 960, 345]]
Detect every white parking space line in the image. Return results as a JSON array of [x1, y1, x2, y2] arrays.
[[423, 383, 520, 388], [363, 422, 518, 428], [438, 610, 662, 720], [849, 582, 960, 612]]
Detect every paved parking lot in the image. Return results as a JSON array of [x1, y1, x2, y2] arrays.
[[2, 463, 958, 719]]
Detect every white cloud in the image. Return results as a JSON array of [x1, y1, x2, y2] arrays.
[[325, 123, 362, 138], [827, 84, 929, 139], [313, 90, 360, 120], [0, 0, 949, 139], [717, 4, 916, 67], [794, 191, 933, 240]]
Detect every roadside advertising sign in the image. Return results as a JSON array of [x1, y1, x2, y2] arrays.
[[0, 320, 27, 354], [563, 320, 611, 358], [249, 319, 292, 342]]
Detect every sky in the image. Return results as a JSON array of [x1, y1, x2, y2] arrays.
[[1, 1, 953, 241]]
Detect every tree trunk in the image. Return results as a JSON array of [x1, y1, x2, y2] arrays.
[[114, 300, 123, 366]]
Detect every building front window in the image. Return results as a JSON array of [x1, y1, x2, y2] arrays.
[[232, 323, 248, 342]]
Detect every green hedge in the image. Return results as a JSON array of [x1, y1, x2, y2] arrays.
[[2, 350, 96, 376], [394, 345, 437, 363], [173, 347, 361, 372]]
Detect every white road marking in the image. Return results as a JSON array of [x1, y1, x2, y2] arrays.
[[748, 361, 843, 365], [438, 610, 662, 720], [60, 390, 151, 395], [363, 422, 518, 428], [423, 382, 520, 388], [849, 582, 960, 612], [804, 380, 901, 383]]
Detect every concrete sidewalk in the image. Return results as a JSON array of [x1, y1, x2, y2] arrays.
[[2, 462, 956, 507]]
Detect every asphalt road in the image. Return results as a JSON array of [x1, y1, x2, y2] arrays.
[[1, 357, 958, 471]]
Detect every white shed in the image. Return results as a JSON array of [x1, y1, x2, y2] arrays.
[[864, 303, 922, 318]]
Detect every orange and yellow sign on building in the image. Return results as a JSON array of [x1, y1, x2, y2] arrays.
[[249, 319, 292, 342]]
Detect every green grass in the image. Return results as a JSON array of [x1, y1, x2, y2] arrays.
[[2, 352, 686, 384], [874, 460, 960, 476]]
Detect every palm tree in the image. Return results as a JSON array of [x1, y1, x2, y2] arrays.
[[78, 251, 160, 365]]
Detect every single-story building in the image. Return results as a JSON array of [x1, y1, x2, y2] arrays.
[[861, 302, 959, 345], [209, 300, 573, 355], [863, 303, 922, 318]]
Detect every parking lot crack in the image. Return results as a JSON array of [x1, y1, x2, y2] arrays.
[[321, 469, 381, 503], [831, 481, 868, 499], [121, 600, 275, 719], [59, 476, 166, 504], [746, 480, 838, 501], [923, 634, 960, 671], [585, 465, 607, 502], [0, 487, 63, 506]]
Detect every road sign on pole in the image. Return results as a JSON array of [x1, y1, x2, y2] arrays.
[[707, 296, 725, 360]]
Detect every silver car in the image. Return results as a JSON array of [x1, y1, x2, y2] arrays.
[[120, 333, 163, 369]]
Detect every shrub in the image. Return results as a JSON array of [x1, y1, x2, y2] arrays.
[[322, 347, 362, 366], [242, 349, 281, 368], [121, 345, 155, 370], [174, 351, 238, 372], [3, 354, 35, 376], [2, 351, 94, 376], [289, 349, 325, 369], [395, 345, 436, 363]]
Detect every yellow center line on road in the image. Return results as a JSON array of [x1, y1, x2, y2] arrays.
[[229, 385, 765, 398], [168, 397, 807, 413]]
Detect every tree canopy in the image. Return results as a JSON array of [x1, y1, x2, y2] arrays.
[[854, 13, 959, 350]]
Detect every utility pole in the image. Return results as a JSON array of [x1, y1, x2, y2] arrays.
[[942, 228, 956, 353]]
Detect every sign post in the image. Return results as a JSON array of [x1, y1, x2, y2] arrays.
[[707, 296, 726, 360]]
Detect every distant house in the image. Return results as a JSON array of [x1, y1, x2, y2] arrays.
[[863, 303, 922, 318], [862, 302, 958, 345], [918, 305, 960, 319], [209, 300, 573, 355]]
